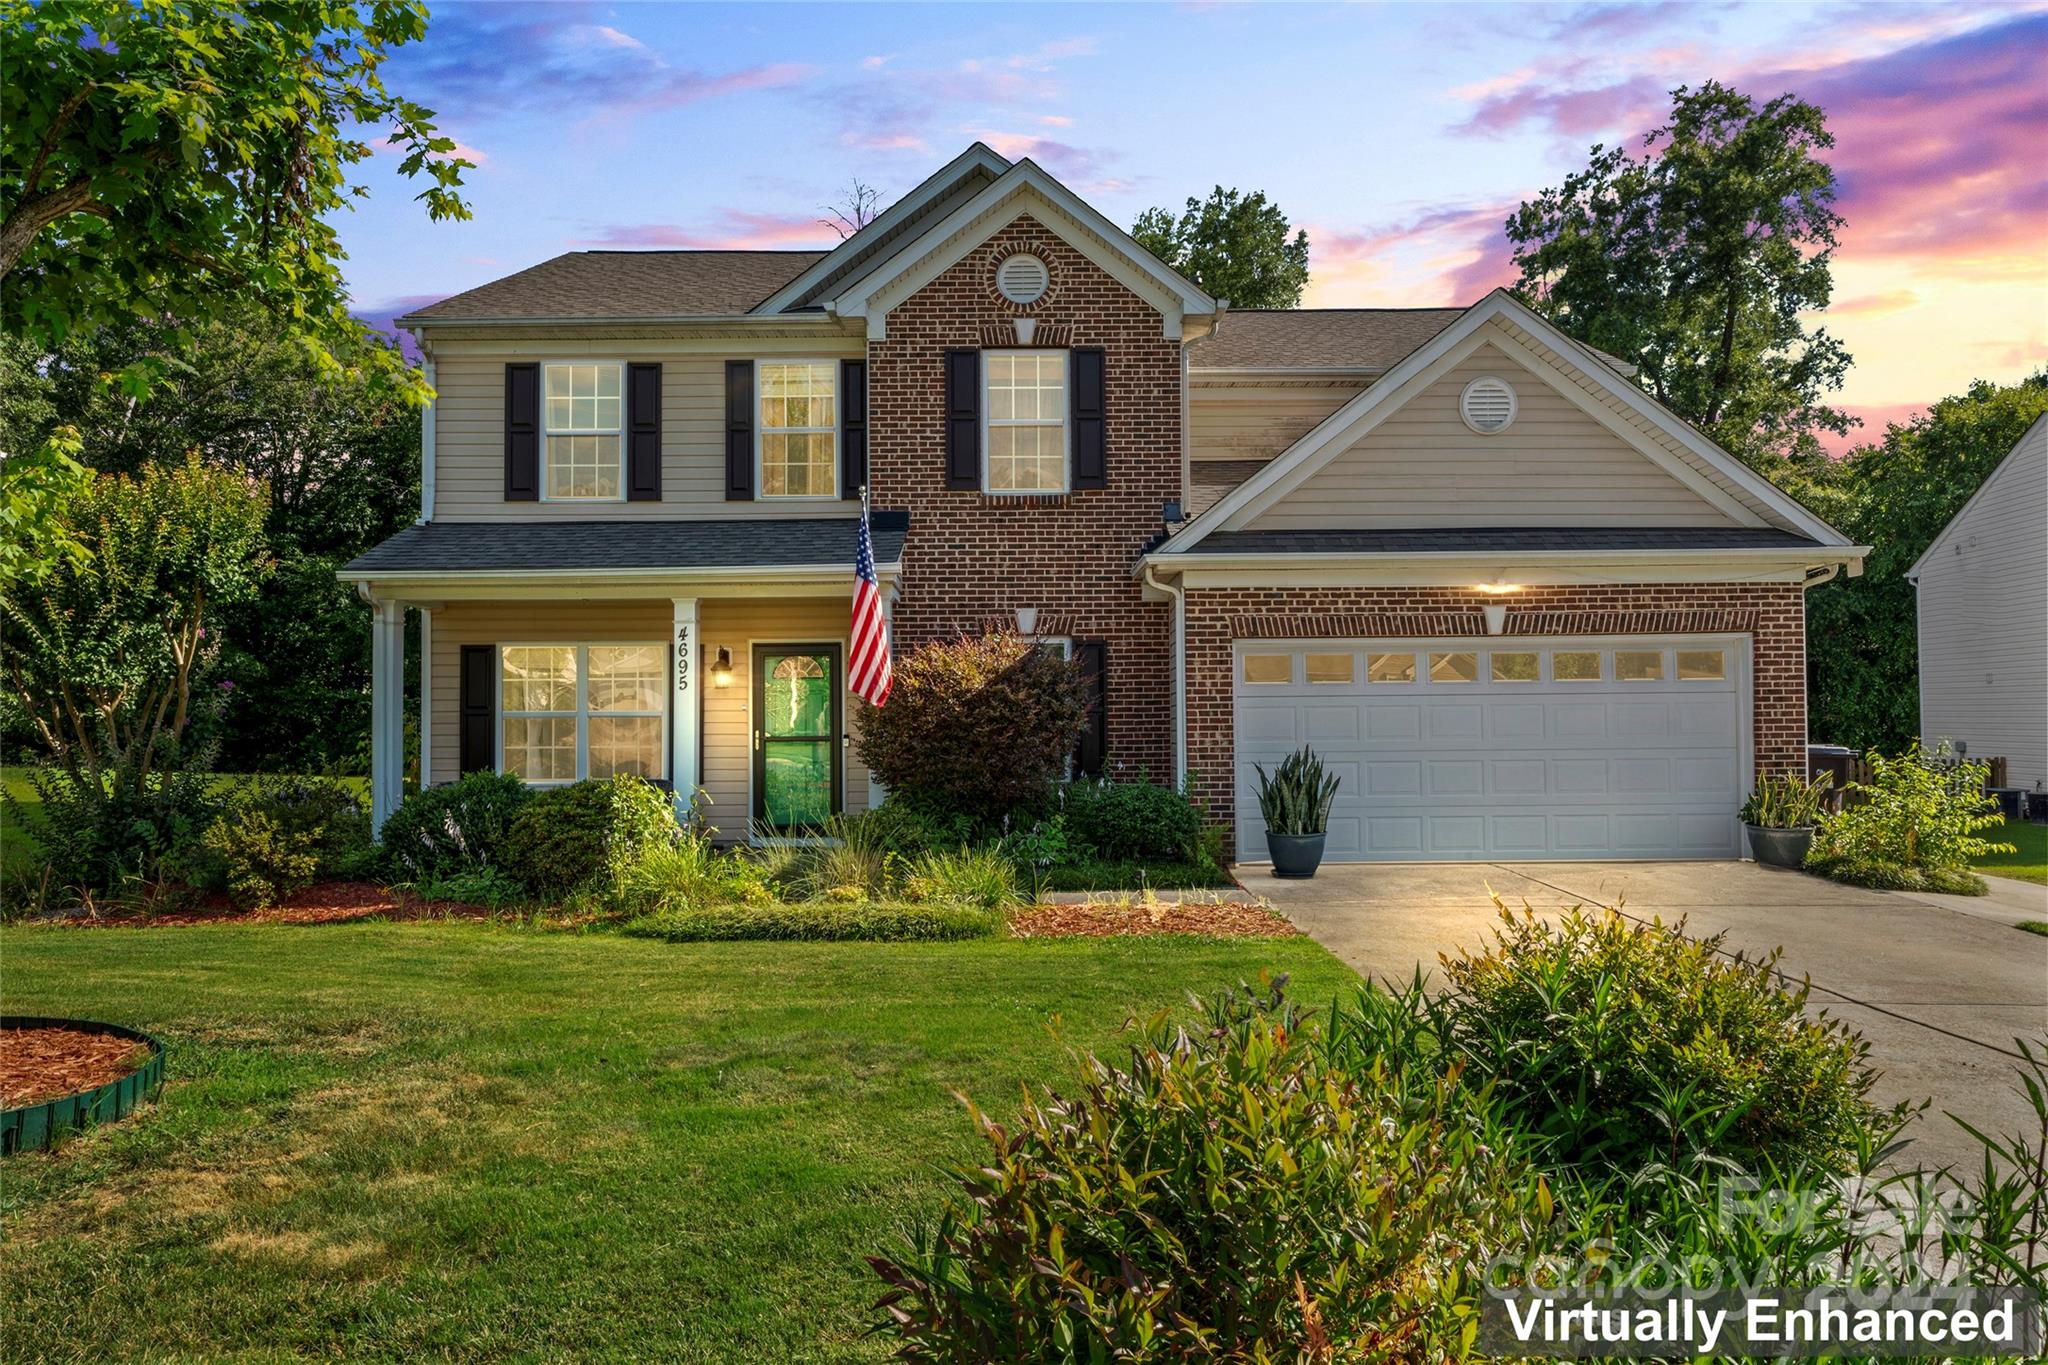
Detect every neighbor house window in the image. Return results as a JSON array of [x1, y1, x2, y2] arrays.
[[757, 360, 838, 497], [500, 644, 666, 784], [985, 350, 1067, 493], [543, 363, 624, 499]]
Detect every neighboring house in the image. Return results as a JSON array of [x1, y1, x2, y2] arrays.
[[1907, 413, 2047, 789], [341, 143, 1866, 862]]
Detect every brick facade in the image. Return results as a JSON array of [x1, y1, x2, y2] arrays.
[[868, 215, 1180, 779], [1186, 582, 1808, 853]]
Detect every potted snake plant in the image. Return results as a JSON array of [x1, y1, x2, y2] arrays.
[[1739, 770, 1834, 869], [1254, 745, 1342, 879]]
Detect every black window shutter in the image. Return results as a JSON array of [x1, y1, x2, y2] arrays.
[[944, 349, 981, 489], [1074, 639, 1108, 776], [459, 645, 495, 775], [725, 360, 754, 500], [840, 358, 867, 500], [1071, 348, 1106, 490], [504, 363, 539, 501], [626, 362, 662, 501]]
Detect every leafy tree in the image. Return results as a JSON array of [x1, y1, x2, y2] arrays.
[[1132, 188, 1310, 308], [1, 0, 468, 391], [0, 312, 421, 770], [1804, 373, 2048, 751], [0, 428, 91, 587], [1505, 82, 1851, 467], [2, 454, 270, 802]]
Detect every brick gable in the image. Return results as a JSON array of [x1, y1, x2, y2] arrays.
[[868, 215, 1180, 778]]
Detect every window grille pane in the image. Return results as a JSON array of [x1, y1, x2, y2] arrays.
[[589, 716, 663, 779], [501, 647, 576, 711], [589, 646, 664, 712], [504, 717, 576, 781], [547, 435, 620, 498]]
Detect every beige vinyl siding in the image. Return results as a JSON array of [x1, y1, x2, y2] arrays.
[[1913, 417, 2047, 785], [427, 598, 871, 834], [1244, 343, 1734, 531], [429, 345, 863, 521], [1188, 384, 1366, 464]]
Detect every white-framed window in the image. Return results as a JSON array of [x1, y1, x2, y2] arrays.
[[984, 349, 1068, 494], [499, 643, 666, 784], [543, 362, 625, 500], [756, 359, 839, 498]]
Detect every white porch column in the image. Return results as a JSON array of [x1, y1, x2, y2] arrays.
[[417, 607, 433, 789], [866, 584, 895, 809], [671, 597, 699, 824], [370, 597, 405, 836]]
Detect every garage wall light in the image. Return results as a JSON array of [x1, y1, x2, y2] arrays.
[[1472, 578, 1522, 595]]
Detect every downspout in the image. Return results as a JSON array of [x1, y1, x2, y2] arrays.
[[414, 330, 435, 523], [1143, 562, 1187, 789]]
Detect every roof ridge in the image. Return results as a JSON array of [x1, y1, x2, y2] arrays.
[[1222, 305, 1469, 315], [575, 248, 830, 256]]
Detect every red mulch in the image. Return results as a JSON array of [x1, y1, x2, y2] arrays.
[[1, 1026, 151, 1107], [61, 882, 500, 929], [1009, 901, 1299, 939]]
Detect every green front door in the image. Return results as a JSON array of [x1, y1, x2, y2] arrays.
[[753, 644, 843, 832]]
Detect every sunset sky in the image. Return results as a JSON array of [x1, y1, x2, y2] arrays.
[[345, 1, 2048, 451]]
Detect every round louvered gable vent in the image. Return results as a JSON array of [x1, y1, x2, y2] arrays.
[[1459, 376, 1518, 434], [995, 252, 1049, 305]]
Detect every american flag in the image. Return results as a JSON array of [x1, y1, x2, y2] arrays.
[[849, 492, 892, 706]]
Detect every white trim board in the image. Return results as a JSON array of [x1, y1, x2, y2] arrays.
[[1162, 290, 1853, 553]]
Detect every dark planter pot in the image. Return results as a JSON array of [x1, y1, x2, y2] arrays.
[[1746, 824, 1815, 870], [1267, 832, 1327, 879]]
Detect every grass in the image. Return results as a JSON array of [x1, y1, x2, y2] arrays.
[[1975, 818, 2047, 886], [1037, 858, 1237, 892], [0, 920, 1356, 1360], [2016, 921, 2048, 937]]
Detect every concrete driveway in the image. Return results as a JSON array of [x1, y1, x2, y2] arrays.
[[1237, 860, 2048, 1171]]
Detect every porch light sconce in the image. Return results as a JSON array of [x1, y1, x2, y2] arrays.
[[1482, 604, 1509, 636], [711, 647, 734, 688], [1472, 577, 1522, 595], [1014, 606, 1039, 636], [1013, 316, 1038, 345]]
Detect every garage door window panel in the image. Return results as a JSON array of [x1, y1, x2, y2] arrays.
[[1553, 651, 1602, 682], [1305, 653, 1355, 685], [1242, 654, 1293, 685], [1491, 652, 1539, 683], [1677, 650, 1725, 681], [1429, 651, 1478, 684], [1368, 653, 1416, 684], [1616, 651, 1664, 682]]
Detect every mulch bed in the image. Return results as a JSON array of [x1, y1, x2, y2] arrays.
[[1009, 901, 1299, 939], [1, 1026, 152, 1107], [54, 882, 499, 929]]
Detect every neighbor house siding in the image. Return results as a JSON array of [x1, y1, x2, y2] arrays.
[[426, 598, 871, 833], [1182, 582, 1808, 856], [427, 340, 864, 521], [1242, 343, 1734, 531], [1913, 417, 2048, 786]]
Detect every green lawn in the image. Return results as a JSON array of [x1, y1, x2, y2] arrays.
[[0, 922, 1357, 1361], [1977, 817, 2048, 886]]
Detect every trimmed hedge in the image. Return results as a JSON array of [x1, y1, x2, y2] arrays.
[[621, 901, 1003, 943], [1062, 777, 1203, 863], [502, 775, 677, 898]]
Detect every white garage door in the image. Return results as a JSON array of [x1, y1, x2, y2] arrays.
[[1235, 638, 1749, 862]]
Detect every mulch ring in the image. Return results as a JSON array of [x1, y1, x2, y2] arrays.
[[1010, 901, 1299, 939], [55, 882, 500, 929], [1, 1026, 152, 1107]]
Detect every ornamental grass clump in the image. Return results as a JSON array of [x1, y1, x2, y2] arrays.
[[868, 978, 1549, 1361], [1253, 745, 1340, 836]]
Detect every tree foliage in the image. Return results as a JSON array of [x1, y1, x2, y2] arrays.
[[1132, 187, 1310, 309], [0, 427, 91, 588], [1801, 372, 2048, 750], [1, 454, 271, 794], [1505, 81, 1851, 467], [0, 0, 468, 392]]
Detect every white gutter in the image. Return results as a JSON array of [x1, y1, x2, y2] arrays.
[[1142, 562, 1187, 788], [338, 560, 905, 585], [1140, 546, 1871, 573], [391, 312, 844, 329]]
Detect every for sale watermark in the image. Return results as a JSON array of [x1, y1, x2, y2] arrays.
[[1479, 1286, 2042, 1357]]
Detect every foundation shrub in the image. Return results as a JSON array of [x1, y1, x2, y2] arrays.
[[622, 901, 1001, 943], [1809, 745, 2014, 893], [198, 776, 369, 908], [1060, 775, 1204, 863], [501, 774, 677, 899], [378, 769, 533, 883]]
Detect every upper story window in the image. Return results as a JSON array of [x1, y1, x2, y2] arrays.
[[985, 349, 1066, 493], [757, 360, 838, 497], [543, 363, 624, 500]]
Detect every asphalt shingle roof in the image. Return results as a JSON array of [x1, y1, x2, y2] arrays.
[[399, 251, 828, 323], [1178, 527, 1824, 555], [1188, 308, 1467, 370], [342, 513, 909, 575]]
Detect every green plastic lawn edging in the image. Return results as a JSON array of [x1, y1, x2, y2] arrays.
[[1, 1016, 165, 1155]]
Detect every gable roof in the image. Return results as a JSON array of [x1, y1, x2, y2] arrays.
[[398, 251, 825, 324], [1908, 411, 2048, 579], [1188, 308, 1465, 370], [823, 158, 1217, 338], [1163, 290, 1855, 553], [340, 513, 908, 578]]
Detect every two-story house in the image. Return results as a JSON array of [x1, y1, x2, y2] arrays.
[[342, 143, 1866, 863]]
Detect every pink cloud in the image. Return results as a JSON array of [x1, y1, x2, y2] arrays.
[[577, 210, 836, 251], [1310, 203, 1517, 306], [1825, 400, 1928, 455], [1829, 289, 1919, 316]]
